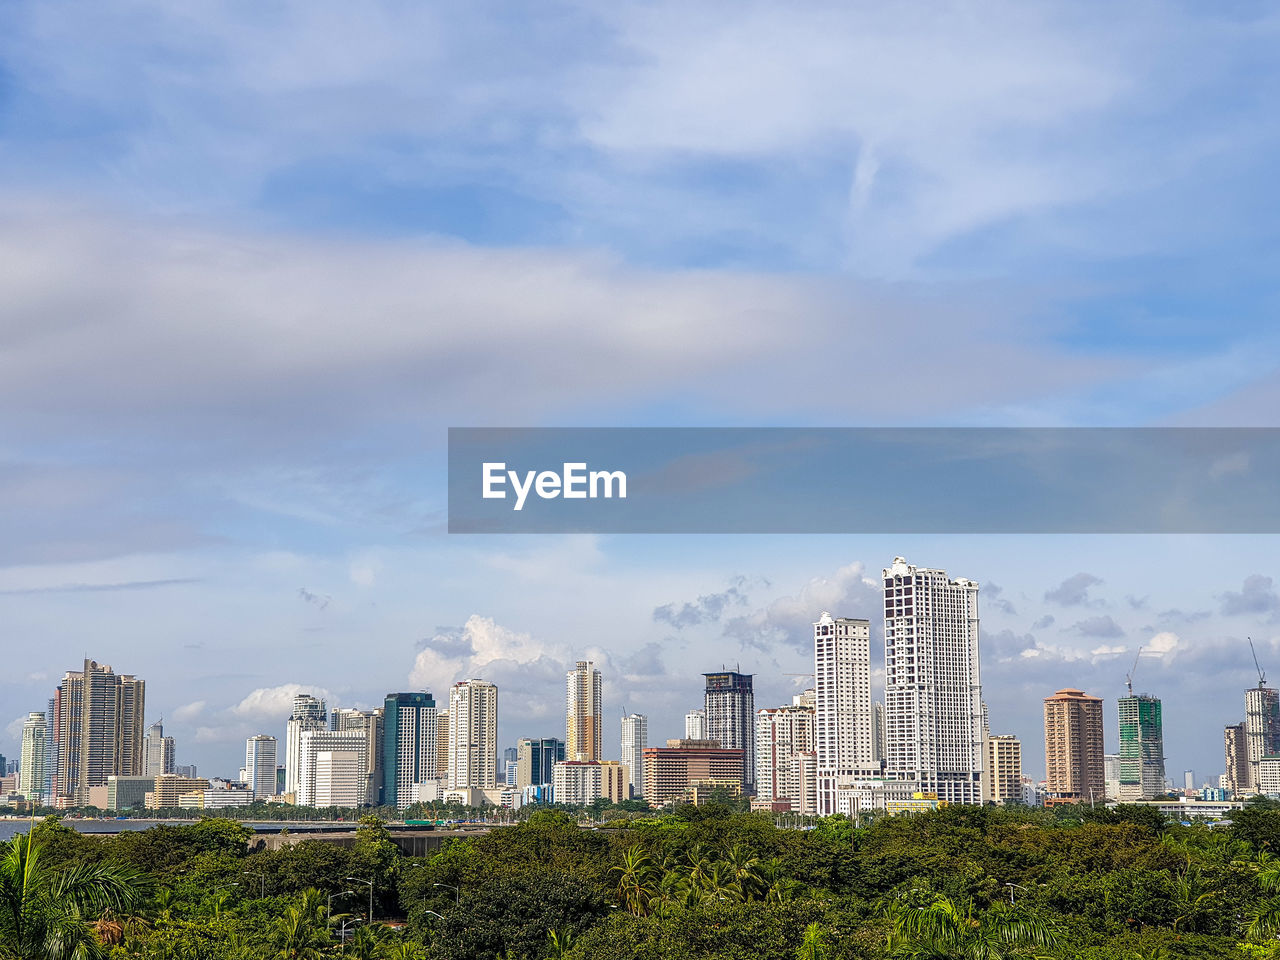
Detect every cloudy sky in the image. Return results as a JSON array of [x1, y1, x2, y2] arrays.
[[3, 1, 1280, 784]]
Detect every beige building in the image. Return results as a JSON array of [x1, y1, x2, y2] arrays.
[[448, 680, 498, 790], [641, 740, 745, 807], [756, 701, 815, 809], [53, 660, 146, 804], [552, 760, 630, 805], [146, 775, 209, 809], [985, 735, 1022, 804], [1225, 723, 1250, 796], [1043, 688, 1104, 803], [566, 661, 603, 762]]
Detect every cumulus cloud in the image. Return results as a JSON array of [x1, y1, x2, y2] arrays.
[[653, 576, 754, 628], [1219, 574, 1279, 618], [723, 562, 881, 652], [1071, 615, 1125, 639], [172, 700, 206, 722], [231, 683, 333, 720], [985, 582, 1017, 616], [1044, 572, 1103, 607]]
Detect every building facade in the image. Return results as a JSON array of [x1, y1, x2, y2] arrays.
[[516, 737, 565, 789], [1225, 722, 1250, 796], [704, 671, 755, 794], [1043, 688, 1105, 803], [19, 712, 46, 805], [297, 729, 368, 807], [1246, 685, 1279, 792], [143, 721, 175, 778], [53, 660, 146, 804], [641, 739, 745, 807], [813, 613, 876, 814], [284, 694, 327, 797], [566, 661, 603, 762], [552, 760, 630, 805], [621, 714, 647, 799], [448, 680, 498, 790], [685, 709, 707, 740], [382, 692, 438, 809], [883, 558, 985, 805], [985, 735, 1022, 804], [245, 735, 278, 800], [1118, 694, 1165, 801], [332, 707, 385, 806], [756, 699, 815, 811]]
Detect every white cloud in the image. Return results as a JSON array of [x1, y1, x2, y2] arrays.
[[231, 683, 332, 720], [1147, 631, 1180, 657], [172, 700, 206, 722]]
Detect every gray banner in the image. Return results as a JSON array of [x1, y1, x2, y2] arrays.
[[448, 428, 1280, 533]]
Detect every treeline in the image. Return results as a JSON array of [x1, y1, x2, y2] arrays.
[[9, 800, 1280, 958]]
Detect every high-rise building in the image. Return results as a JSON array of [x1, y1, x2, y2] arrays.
[[621, 714, 648, 798], [685, 709, 708, 741], [985, 735, 1022, 804], [382, 693, 438, 810], [297, 729, 368, 807], [1043, 688, 1105, 803], [1246, 684, 1280, 791], [566, 661, 603, 762], [53, 660, 147, 804], [143, 721, 175, 777], [756, 702, 814, 809], [333, 707, 385, 806], [704, 670, 755, 794], [1184, 770, 1195, 791], [1118, 694, 1165, 800], [1104, 753, 1121, 800], [516, 737, 565, 789], [502, 746, 518, 786], [552, 760, 630, 805], [245, 736, 278, 799], [436, 711, 451, 781], [284, 694, 327, 797], [642, 739, 746, 807], [883, 558, 985, 805], [1225, 722, 1250, 795], [44, 696, 58, 802], [19, 712, 46, 805], [873, 702, 886, 766], [448, 680, 497, 790], [813, 613, 876, 815]]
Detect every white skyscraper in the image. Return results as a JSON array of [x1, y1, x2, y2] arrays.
[[20, 712, 47, 804], [284, 694, 327, 797], [883, 557, 984, 805], [685, 709, 708, 741], [143, 721, 175, 777], [448, 680, 498, 789], [245, 735, 278, 799], [756, 702, 815, 808], [621, 714, 648, 798], [813, 613, 876, 815], [297, 729, 368, 807], [566, 661, 603, 761]]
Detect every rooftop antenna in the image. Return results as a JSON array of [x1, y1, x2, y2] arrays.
[[1125, 648, 1142, 696], [1250, 636, 1267, 687]]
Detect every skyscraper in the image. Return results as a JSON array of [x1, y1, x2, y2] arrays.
[[297, 729, 368, 807], [143, 721, 175, 777], [436, 710, 451, 782], [566, 661, 603, 762], [516, 737, 565, 789], [1117, 693, 1165, 800], [1043, 688, 1105, 803], [621, 714, 648, 799], [756, 698, 814, 809], [985, 735, 1022, 805], [284, 694, 327, 797], [19, 712, 46, 805], [53, 660, 146, 804], [704, 670, 755, 794], [813, 613, 876, 815], [1246, 684, 1279, 791], [448, 680, 497, 790], [333, 707, 385, 806], [245, 735, 278, 799], [684, 709, 707, 741], [1225, 722, 1250, 795], [382, 692, 438, 809], [883, 558, 984, 805]]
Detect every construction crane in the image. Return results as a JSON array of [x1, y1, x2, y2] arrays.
[[1125, 647, 1143, 696], [1249, 636, 1267, 687]]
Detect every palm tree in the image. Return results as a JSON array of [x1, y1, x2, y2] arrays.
[[612, 846, 659, 917], [723, 845, 765, 901], [887, 896, 1059, 960], [796, 922, 831, 960], [0, 828, 151, 960], [343, 924, 382, 959], [269, 901, 333, 960]]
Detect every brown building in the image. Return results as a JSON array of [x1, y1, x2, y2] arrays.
[[146, 774, 209, 809], [641, 739, 744, 807], [54, 660, 146, 805], [1225, 722, 1250, 795], [1043, 689, 1104, 803]]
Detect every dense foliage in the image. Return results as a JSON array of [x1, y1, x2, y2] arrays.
[[10, 801, 1280, 958]]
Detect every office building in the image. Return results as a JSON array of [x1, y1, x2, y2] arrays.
[[813, 613, 876, 814], [704, 670, 755, 794], [284, 694, 327, 797], [883, 558, 985, 805], [245, 736, 278, 800], [641, 739, 745, 807], [985, 735, 1022, 804], [333, 707, 385, 806], [552, 760, 630, 805], [146, 774, 209, 809], [143, 721, 175, 778], [503, 746, 518, 786], [685, 709, 707, 740], [106, 775, 154, 812], [756, 700, 814, 811], [297, 729, 368, 807], [1247, 684, 1280, 791], [516, 737, 566, 789], [436, 711, 451, 781], [1043, 688, 1105, 803], [621, 714, 648, 798], [53, 659, 146, 804], [382, 693, 438, 810], [448, 680, 497, 790], [1118, 694, 1165, 801], [566, 661, 603, 762], [1225, 722, 1250, 795], [19, 712, 46, 805]]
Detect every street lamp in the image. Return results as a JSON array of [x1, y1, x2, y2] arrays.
[[328, 889, 354, 919], [346, 876, 374, 923], [243, 871, 266, 898], [1005, 882, 1029, 905], [432, 883, 460, 904], [423, 910, 447, 922]]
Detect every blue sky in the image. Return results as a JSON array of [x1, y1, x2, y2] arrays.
[[2, 1, 1280, 784]]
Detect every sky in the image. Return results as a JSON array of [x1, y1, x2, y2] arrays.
[[3, 1, 1280, 786]]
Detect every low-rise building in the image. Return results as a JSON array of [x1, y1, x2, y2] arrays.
[[641, 740, 745, 808]]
